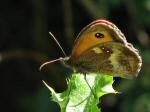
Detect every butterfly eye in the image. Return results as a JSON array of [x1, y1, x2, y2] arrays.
[[95, 33, 104, 38]]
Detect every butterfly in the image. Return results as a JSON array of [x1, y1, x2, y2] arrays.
[[40, 19, 142, 79]]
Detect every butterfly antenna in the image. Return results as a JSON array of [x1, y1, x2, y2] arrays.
[[39, 57, 69, 71], [49, 32, 67, 57], [39, 57, 64, 71]]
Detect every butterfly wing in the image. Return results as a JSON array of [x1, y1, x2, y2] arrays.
[[68, 42, 142, 79]]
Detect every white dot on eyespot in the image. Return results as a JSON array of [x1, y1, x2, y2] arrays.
[[102, 47, 105, 50], [107, 51, 110, 53]]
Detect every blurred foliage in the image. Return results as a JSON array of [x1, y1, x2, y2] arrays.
[[0, 0, 150, 112]]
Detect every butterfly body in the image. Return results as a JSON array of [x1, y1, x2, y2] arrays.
[[65, 19, 142, 79]]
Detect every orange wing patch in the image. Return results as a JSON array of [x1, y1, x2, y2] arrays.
[[72, 32, 113, 58]]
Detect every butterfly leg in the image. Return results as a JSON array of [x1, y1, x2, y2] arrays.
[[83, 73, 97, 98]]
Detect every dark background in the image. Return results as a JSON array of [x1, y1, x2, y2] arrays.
[[0, 0, 150, 112]]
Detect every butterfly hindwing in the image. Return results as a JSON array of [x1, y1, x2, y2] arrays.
[[70, 42, 141, 79]]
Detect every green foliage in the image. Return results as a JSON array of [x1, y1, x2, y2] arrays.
[[43, 73, 116, 112]]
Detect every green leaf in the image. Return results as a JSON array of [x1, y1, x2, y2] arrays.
[[43, 73, 116, 112]]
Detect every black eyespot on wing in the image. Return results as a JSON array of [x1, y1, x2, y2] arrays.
[[95, 33, 104, 38]]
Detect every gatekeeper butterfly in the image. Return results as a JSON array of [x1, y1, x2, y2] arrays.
[[40, 19, 142, 79]]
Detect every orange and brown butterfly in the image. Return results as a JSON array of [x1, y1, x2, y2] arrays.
[[40, 19, 142, 79]]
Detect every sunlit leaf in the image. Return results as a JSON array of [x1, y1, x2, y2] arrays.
[[44, 73, 116, 112]]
